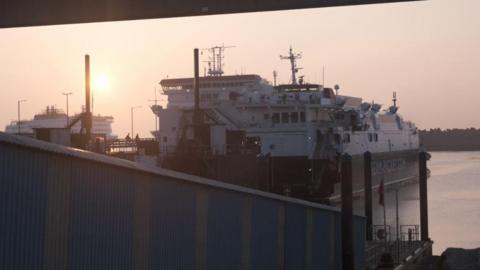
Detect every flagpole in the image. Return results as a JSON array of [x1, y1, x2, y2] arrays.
[[383, 192, 388, 250], [378, 176, 394, 268]]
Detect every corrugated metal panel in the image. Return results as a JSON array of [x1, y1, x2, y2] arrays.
[[250, 198, 278, 270], [133, 175, 151, 270], [285, 205, 307, 270], [67, 160, 135, 270], [207, 190, 243, 270], [312, 211, 336, 269], [149, 178, 196, 270], [354, 216, 367, 269], [0, 133, 367, 270], [0, 144, 47, 270], [45, 154, 71, 270], [334, 215, 343, 269]]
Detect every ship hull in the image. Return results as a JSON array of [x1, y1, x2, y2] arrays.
[[330, 149, 419, 202], [161, 149, 419, 202]]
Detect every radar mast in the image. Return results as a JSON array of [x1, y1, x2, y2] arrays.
[[280, 46, 302, 84], [202, 45, 235, 77]]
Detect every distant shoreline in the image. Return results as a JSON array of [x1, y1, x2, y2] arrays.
[[420, 128, 480, 152]]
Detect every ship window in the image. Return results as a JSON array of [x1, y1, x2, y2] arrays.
[[272, 113, 280, 124], [368, 133, 373, 142], [374, 133, 378, 142], [344, 134, 351, 143], [291, 112, 299, 123], [281, 112, 290, 123], [163, 136, 168, 142], [300, 112, 306, 123], [264, 113, 270, 120]]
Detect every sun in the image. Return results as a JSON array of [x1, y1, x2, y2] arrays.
[[94, 74, 110, 92]]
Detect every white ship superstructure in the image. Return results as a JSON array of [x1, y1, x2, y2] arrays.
[[152, 46, 419, 201], [5, 106, 116, 139]]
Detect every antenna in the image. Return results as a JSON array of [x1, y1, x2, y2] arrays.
[[393, 91, 397, 107], [280, 46, 302, 85], [273, 70, 278, 86], [201, 45, 235, 77], [322, 66, 325, 87]]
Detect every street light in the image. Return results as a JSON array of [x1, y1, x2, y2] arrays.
[[62, 92, 73, 126], [17, 99, 27, 134], [131, 106, 142, 138]]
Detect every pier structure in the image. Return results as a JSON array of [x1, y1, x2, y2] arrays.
[[363, 151, 433, 269], [0, 132, 366, 270]]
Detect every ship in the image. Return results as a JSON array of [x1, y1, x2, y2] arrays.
[[4, 105, 117, 140], [151, 46, 419, 202]]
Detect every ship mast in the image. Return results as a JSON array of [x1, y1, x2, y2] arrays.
[[202, 45, 235, 77], [280, 46, 302, 85]]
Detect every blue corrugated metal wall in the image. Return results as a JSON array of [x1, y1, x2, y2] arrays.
[[0, 134, 366, 270]]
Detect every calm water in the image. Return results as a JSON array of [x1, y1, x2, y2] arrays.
[[354, 151, 480, 255]]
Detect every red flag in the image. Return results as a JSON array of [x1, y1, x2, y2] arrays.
[[378, 179, 385, 206]]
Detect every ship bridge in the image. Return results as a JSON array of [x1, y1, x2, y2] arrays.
[[160, 74, 263, 92]]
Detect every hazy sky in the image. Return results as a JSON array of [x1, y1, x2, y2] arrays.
[[1, 0, 479, 137]]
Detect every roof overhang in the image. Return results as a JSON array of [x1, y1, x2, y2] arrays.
[[1, 0, 422, 28]]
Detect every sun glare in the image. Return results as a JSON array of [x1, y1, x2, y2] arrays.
[[94, 74, 110, 92]]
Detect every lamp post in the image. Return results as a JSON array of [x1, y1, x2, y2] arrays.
[[17, 99, 27, 134], [62, 92, 73, 125], [131, 106, 142, 137]]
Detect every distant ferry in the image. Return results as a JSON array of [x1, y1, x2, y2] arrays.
[[151, 46, 420, 202], [4, 105, 117, 140]]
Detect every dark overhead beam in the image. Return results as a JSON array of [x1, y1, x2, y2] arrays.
[[0, 0, 422, 28]]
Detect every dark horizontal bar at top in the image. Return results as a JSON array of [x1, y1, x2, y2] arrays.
[[1, 0, 423, 28]]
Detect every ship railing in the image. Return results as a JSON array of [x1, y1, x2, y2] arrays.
[[159, 144, 260, 157], [106, 138, 158, 153]]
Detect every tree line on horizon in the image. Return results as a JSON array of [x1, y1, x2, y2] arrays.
[[419, 128, 480, 151]]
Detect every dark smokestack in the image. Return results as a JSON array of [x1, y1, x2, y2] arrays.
[[194, 48, 200, 112], [85, 54, 92, 140]]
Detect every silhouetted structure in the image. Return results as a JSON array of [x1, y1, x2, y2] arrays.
[[1, 0, 422, 28]]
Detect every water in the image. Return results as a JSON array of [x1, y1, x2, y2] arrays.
[[354, 151, 480, 255], [427, 151, 480, 254]]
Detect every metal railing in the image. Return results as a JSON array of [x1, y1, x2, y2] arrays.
[[366, 225, 424, 269]]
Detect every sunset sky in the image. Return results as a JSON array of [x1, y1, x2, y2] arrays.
[[1, 0, 479, 137]]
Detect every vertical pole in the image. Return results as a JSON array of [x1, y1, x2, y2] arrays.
[[63, 92, 72, 126], [395, 189, 399, 240], [363, 151, 373, 241], [419, 151, 429, 241], [396, 189, 400, 264], [17, 100, 26, 134], [341, 154, 354, 270], [269, 156, 274, 192], [194, 48, 200, 113], [17, 100, 20, 134], [382, 195, 387, 248], [193, 48, 201, 141], [85, 55, 92, 142], [66, 94, 69, 125], [131, 107, 134, 137]]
